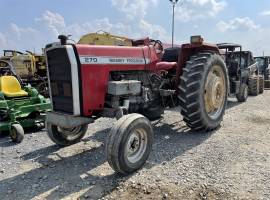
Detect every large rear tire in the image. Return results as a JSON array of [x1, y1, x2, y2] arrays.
[[178, 52, 228, 131], [248, 76, 259, 96], [259, 75, 264, 94], [106, 114, 153, 174], [46, 123, 88, 146]]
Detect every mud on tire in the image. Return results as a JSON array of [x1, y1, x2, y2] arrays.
[[178, 52, 228, 131]]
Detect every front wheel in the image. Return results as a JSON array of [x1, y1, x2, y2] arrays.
[[178, 52, 228, 131], [46, 123, 88, 146], [10, 123, 24, 143], [106, 114, 153, 174], [236, 83, 248, 102]]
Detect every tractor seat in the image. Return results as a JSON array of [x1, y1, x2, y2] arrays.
[[0, 76, 28, 97]]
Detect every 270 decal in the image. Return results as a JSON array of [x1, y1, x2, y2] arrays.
[[82, 57, 98, 63], [80, 56, 150, 65]]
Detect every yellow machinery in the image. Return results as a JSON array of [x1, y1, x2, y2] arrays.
[[78, 31, 133, 46], [0, 50, 47, 96], [0, 50, 46, 79]]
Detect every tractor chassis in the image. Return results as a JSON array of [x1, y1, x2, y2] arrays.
[[46, 112, 94, 129]]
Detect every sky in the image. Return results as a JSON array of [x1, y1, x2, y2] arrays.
[[0, 0, 270, 56]]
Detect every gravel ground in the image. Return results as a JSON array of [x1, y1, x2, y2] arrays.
[[0, 91, 270, 200]]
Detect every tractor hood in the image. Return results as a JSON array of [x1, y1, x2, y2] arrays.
[[75, 44, 159, 67]]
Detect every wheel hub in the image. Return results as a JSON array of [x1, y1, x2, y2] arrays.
[[128, 135, 140, 153], [57, 126, 81, 140], [204, 65, 226, 118], [125, 129, 147, 164]]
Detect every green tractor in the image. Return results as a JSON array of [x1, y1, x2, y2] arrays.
[[0, 60, 51, 143]]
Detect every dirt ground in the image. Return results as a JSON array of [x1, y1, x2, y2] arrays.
[[0, 91, 270, 200]]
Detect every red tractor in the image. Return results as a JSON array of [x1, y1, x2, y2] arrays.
[[45, 35, 228, 174]]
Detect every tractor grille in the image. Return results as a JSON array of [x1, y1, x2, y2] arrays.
[[46, 47, 74, 114]]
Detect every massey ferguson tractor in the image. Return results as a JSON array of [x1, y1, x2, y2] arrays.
[[44, 35, 228, 174]]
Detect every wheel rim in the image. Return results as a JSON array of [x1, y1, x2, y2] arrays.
[[57, 126, 82, 141], [125, 128, 148, 164], [204, 65, 226, 120]]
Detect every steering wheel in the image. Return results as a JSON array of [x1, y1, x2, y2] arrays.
[[150, 39, 164, 52]]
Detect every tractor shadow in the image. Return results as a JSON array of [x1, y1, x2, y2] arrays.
[[0, 128, 45, 147], [0, 132, 11, 147], [226, 99, 242, 110], [0, 117, 215, 200], [226, 95, 260, 110]]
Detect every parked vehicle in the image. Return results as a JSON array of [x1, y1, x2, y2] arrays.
[[0, 60, 51, 143], [44, 35, 228, 174], [255, 56, 270, 89]]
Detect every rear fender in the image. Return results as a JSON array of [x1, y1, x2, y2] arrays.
[[175, 43, 221, 88]]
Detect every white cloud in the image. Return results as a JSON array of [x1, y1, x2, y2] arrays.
[[0, 8, 169, 53], [0, 23, 43, 52], [216, 17, 260, 32], [35, 9, 168, 42], [139, 20, 167, 40], [9, 23, 38, 38], [35, 10, 66, 36], [260, 10, 270, 16], [175, 0, 226, 22], [109, 0, 168, 41], [63, 18, 131, 41], [110, 0, 158, 20]]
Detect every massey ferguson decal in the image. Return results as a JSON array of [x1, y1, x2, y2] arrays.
[[80, 56, 150, 65]]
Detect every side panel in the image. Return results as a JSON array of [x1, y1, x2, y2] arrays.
[[76, 45, 159, 116]]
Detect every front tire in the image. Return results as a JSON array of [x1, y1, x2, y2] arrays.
[[106, 114, 153, 174], [10, 123, 24, 143], [178, 52, 228, 131], [236, 83, 248, 102], [46, 123, 88, 146]]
